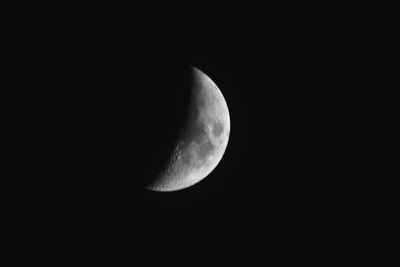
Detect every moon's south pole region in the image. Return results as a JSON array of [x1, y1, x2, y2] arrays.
[[146, 66, 230, 192]]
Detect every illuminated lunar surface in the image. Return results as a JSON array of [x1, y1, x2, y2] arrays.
[[146, 66, 230, 192]]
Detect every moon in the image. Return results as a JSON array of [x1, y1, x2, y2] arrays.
[[146, 66, 230, 192]]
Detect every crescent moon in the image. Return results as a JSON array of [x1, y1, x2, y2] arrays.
[[146, 66, 230, 192]]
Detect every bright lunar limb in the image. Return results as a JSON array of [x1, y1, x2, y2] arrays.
[[146, 66, 230, 192]]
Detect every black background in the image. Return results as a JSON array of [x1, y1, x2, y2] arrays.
[[1, 3, 392, 266]]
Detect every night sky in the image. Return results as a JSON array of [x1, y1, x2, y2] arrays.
[[2, 3, 389, 266]]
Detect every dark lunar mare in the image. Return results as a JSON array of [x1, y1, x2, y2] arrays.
[[198, 138, 215, 160], [212, 121, 224, 137]]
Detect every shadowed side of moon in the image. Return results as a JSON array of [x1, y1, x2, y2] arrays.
[[146, 66, 230, 192]]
